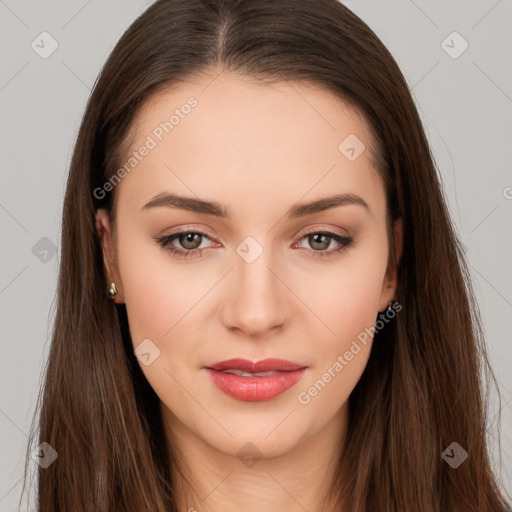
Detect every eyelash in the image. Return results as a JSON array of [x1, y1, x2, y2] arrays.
[[155, 228, 353, 260]]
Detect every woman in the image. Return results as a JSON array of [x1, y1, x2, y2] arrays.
[[21, 0, 510, 510]]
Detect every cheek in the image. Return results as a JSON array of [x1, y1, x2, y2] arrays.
[[117, 237, 205, 411], [297, 277, 381, 413], [297, 241, 388, 403], [117, 232, 199, 342], [305, 246, 388, 346]]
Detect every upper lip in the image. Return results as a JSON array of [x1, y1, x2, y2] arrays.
[[205, 358, 306, 372]]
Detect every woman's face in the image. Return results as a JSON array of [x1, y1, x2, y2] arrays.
[[96, 71, 401, 460]]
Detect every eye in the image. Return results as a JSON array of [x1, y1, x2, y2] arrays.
[[155, 230, 216, 259], [155, 228, 353, 260], [293, 229, 353, 259]]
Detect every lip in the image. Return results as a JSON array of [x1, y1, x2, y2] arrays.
[[205, 358, 306, 373], [203, 358, 308, 402]]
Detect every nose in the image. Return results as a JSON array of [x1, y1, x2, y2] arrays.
[[220, 247, 289, 338]]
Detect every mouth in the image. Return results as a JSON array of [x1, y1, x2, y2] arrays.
[[203, 358, 308, 402]]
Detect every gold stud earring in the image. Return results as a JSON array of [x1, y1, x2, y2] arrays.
[[108, 282, 117, 300]]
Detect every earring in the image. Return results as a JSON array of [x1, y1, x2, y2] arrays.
[[387, 299, 395, 312], [108, 282, 117, 300]]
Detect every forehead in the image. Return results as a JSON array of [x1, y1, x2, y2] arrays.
[[129, 72, 376, 158], [114, 71, 385, 220]]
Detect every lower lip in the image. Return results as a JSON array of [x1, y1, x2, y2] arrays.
[[204, 368, 307, 402]]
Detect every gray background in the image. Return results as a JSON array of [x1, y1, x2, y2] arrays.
[[1, 0, 511, 509]]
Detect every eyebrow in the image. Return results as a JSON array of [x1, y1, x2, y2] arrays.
[[141, 192, 370, 218]]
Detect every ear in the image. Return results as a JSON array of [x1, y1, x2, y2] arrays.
[[95, 208, 124, 303], [378, 217, 402, 312]]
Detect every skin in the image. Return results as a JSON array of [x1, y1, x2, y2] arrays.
[[96, 69, 402, 512]]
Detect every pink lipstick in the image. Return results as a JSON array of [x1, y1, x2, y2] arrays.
[[203, 358, 307, 402]]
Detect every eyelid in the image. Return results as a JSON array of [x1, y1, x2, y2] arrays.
[[159, 224, 350, 245], [291, 227, 353, 255], [154, 226, 220, 258], [155, 223, 353, 260], [296, 224, 350, 238], [161, 225, 219, 242]]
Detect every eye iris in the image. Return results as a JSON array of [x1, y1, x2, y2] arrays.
[[309, 233, 330, 251], [179, 233, 202, 250]]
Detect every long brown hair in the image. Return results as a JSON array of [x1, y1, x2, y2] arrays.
[[21, 0, 510, 510]]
